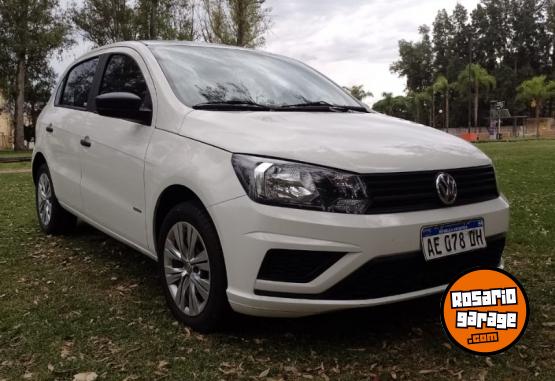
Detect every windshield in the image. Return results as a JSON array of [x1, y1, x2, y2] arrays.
[[149, 45, 362, 109]]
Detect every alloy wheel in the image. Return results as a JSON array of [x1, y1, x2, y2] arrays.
[[163, 222, 211, 317], [37, 173, 53, 226]]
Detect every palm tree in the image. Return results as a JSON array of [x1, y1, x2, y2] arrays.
[[380, 92, 395, 115], [344, 85, 373, 101], [410, 90, 432, 126], [457, 64, 496, 128], [517, 75, 555, 137], [433, 75, 452, 131]]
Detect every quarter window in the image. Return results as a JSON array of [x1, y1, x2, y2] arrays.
[[99, 54, 151, 109], [60, 58, 99, 108]]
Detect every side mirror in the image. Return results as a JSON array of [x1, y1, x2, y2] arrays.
[[95, 92, 152, 124]]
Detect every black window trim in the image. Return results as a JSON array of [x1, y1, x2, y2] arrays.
[[92, 52, 154, 126], [55, 56, 101, 112]]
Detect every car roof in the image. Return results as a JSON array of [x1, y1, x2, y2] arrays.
[[84, 40, 258, 55]]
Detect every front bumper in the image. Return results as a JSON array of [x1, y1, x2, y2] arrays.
[[209, 195, 510, 317]]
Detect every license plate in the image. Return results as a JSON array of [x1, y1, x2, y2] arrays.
[[421, 219, 486, 261]]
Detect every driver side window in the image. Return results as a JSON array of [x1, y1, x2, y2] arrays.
[[99, 54, 152, 111]]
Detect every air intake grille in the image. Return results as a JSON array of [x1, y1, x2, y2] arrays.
[[257, 249, 346, 283], [255, 234, 505, 300], [362, 165, 498, 214]]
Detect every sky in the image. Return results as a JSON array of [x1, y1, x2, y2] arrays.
[[53, 0, 481, 104]]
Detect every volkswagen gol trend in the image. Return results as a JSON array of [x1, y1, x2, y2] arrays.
[[32, 41, 509, 331]]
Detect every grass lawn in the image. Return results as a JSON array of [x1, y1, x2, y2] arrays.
[[0, 150, 32, 159], [0, 140, 553, 381]]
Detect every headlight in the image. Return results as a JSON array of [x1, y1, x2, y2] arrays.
[[232, 154, 369, 214]]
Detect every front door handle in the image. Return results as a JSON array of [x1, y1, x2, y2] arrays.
[[80, 136, 92, 148], [45, 124, 53, 133]]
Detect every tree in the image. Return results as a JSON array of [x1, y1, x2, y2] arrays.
[[390, 25, 434, 92], [433, 75, 453, 131], [457, 64, 496, 127], [0, 0, 71, 150], [448, 3, 470, 79], [135, 0, 195, 40], [201, 0, 271, 48], [411, 89, 433, 126], [72, 0, 195, 46], [432, 9, 453, 77], [345, 85, 373, 101], [548, 1, 555, 74], [470, 0, 510, 73], [72, 0, 137, 45], [372, 92, 413, 120], [25, 61, 56, 140], [516, 75, 555, 137], [374, 92, 394, 115]]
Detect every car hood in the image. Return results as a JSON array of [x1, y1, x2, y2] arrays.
[[178, 110, 491, 173]]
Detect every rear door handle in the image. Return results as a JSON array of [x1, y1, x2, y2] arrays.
[[45, 124, 53, 133], [80, 136, 92, 148]]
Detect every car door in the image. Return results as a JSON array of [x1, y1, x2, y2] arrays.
[[43, 57, 99, 211], [80, 49, 155, 249]]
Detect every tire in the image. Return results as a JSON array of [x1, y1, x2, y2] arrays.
[[35, 164, 77, 234], [157, 201, 230, 332]]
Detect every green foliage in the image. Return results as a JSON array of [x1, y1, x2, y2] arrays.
[[432, 9, 452, 76], [392, 0, 555, 127], [411, 89, 433, 125], [456, 64, 496, 95], [390, 26, 434, 92], [71, 0, 195, 46], [71, 0, 137, 45], [432, 75, 449, 94], [0, 0, 71, 149], [201, 0, 271, 48], [372, 92, 413, 120], [72, 0, 270, 48], [516, 75, 555, 109], [344, 84, 373, 101]]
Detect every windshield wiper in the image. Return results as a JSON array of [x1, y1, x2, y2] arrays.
[[276, 101, 369, 113], [192, 100, 273, 111]]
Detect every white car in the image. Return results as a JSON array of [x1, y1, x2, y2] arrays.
[[33, 41, 509, 331]]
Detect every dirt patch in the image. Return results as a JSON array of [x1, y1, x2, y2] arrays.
[[0, 168, 32, 174]]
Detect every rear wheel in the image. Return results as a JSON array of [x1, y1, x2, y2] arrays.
[[35, 164, 76, 234], [158, 202, 230, 332]]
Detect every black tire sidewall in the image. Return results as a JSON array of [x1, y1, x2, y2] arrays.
[[35, 164, 75, 234], [35, 164, 58, 234], [157, 201, 229, 332]]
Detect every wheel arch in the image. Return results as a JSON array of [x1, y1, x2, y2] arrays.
[[32, 152, 47, 184], [153, 184, 216, 255]]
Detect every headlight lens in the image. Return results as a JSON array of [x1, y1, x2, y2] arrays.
[[232, 154, 369, 214]]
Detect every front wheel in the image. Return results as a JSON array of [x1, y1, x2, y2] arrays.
[[157, 202, 230, 332], [35, 164, 76, 234]]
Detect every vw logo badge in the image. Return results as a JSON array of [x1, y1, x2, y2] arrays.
[[435, 172, 457, 205]]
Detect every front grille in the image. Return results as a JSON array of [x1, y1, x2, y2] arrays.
[[257, 249, 346, 283], [255, 234, 505, 300], [362, 165, 499, 214]]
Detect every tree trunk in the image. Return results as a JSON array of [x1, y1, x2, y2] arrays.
[[474, 81, 479, 128], [431, 92, 435, 128], [236, 2, 246, 46], [415, 103, 420, 124], [149, 0, 158, 39], [445, 92, 449, 132], [14, 59, 26, 151], [536, 104, 541, 138]]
